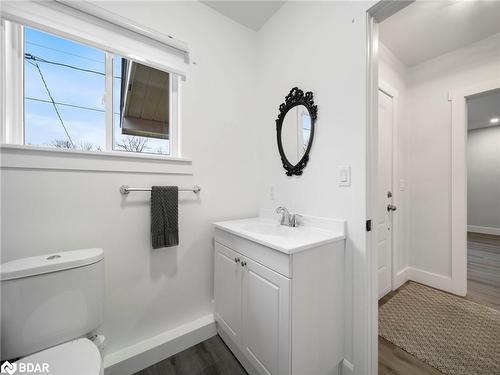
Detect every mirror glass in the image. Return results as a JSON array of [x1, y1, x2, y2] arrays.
[[281, 104, 312, 165]]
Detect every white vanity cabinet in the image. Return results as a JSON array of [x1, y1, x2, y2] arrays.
[[214, 216, 346, 375]]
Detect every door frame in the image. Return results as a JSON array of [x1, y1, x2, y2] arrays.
[[448, 79, 500, 296], [365, 1, 414, 373], [378, 81, 400, 296]]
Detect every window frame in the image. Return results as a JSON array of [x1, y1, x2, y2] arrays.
[[2, 20, 181, 158]]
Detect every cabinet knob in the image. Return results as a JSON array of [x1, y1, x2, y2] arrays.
[[241, 261, 247, 267], [234, 257, 240, 263]]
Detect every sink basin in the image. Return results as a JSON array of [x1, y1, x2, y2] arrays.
[[214, 212, 345, 254], [241, 222, 294, 236]]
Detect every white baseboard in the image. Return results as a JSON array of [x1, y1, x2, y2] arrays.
[[379, 284, 391, 299], [407, 267, 453, 294], [467, 225, 500, 236], [340, 358, 354, 375], [393, 266, 410, 290], [104, 314, 216, 375]]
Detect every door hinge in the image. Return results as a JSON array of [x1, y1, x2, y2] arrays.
[[366, 220, 372, 232]]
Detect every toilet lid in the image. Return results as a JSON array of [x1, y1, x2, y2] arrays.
[[19, 338, 101, 375]]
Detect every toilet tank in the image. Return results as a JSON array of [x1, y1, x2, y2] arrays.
[[1, 248, 104, 360]]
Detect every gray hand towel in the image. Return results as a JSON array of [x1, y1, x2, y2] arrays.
[[151, 186, 179, 249]]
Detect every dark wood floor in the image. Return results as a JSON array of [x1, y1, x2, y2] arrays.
[[132, 233, 499, 375], [379, 232, 500, 375], [133, 335, 247, 375], [466, 232, 500, 310]]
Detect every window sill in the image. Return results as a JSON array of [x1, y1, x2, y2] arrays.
[[0, 144, 193, 175]]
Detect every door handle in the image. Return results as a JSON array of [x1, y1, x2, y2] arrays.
[[387, 204, 397, 212]]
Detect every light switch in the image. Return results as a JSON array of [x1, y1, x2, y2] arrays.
[[339, 166, 351, 187]]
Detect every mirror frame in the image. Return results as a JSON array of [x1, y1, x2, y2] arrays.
[[276, 87, 317, 176]]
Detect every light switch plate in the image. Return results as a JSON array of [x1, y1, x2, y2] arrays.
[[339, 166, 351, 187]]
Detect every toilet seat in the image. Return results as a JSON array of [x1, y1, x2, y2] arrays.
[[19, 338, 102, 375]]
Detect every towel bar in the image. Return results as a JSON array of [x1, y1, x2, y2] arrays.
[[120, 185, 201, 195]]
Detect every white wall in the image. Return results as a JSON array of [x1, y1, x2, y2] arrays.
[[2, 1, 380, 372], [1, 0, 260, 358], [467, 126, 500, 231], [378, 33, 500, 292], [378, 43, 410, 284], [407, 33, 500, 281], [255, 1, 373, 369]]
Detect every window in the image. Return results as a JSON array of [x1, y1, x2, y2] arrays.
[[24, 27, 106, 151], [5, 22, 178, 157], [113, 56, 171, 155]]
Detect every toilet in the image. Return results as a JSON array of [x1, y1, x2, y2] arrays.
[[1, 248, 104, 374]]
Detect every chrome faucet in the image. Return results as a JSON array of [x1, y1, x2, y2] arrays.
[[275, 207, 302, 227]]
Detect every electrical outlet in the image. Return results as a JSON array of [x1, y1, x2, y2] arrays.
[[399, 179, 406, 191], [269, 185, 275, 201]]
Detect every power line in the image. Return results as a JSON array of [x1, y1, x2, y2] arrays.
[[25, 96, 120, 116], [24, 53, 123, 79], [26, 41, 105, 64], [25, 97, 105, 113], [25, 53, 105, 76], [26, 60, 75, 147]]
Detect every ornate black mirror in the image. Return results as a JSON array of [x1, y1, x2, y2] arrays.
[[276, 87, 317, 176]]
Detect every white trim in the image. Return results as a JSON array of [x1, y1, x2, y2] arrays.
[[0, 144, 193, 175], [105, 52, 114, 152], [54, 1, 190, 62], [1, 20, 23, 145], [0, 1, 189, 80], [169, 75, 180, 157], [364, 13, 378, 375], [393, 266, 409, 290], [378, 284, 391, 300], [467, 225, 500, 236], [340, 358, 354, 375], [449, 79, 500, 297], [407, 267, 452, 294], [104, 314, 216, 375]]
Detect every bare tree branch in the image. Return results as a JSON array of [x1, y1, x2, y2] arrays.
[[115, 136, 149, 152]]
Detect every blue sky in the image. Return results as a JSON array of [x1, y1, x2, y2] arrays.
[[24, 26, 170, 154], [24, 27, 106, 149]]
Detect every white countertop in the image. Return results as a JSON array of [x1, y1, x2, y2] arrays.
[[214, 212, 345, 254]]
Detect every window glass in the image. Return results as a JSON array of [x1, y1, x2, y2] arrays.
[[113, 56, 171, 155], [24, 27, 105, 150]]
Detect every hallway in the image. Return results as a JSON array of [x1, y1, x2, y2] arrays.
[[379, 233, 500, 375]]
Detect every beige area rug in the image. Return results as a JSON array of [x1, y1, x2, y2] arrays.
[[379, 282, 500, 375]]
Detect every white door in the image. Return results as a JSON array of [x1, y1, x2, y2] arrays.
[[214, 242, 243, 345], [378, 89, 395, 298], [242, 257, 290, 375]]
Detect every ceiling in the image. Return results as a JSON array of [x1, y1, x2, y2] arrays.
[[468, 89, 500, 131], [379, 0, 500, 67], [201, 1, 285, 31]]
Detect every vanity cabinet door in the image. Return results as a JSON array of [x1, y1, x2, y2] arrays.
[[242, 257, 291, 375], [214, 243, 243, 346]]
